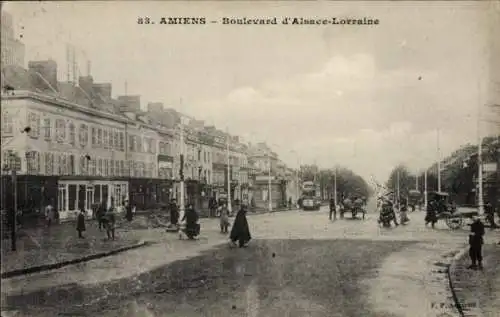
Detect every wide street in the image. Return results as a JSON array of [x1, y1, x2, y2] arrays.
[[4, 202, 497, 317]]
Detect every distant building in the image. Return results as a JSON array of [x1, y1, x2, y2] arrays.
[[1, 11, 25, 68]]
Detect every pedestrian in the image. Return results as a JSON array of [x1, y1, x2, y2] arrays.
[[425, 200, 437, 228], [468, 215, 485, 270], [45, 200, 55, 227], [76, 208, 86, 238], [230, 204, 252, 248], [169, 198, 179, 227], [180, 203, 200, 240], [219, 203, 230, 234], [96, 201, 107, 231], [329, 197, 336, 221], [125, 200, 133, 222], [105, 206, 116, 240], [484, 201, 498, 229], [288, 197, 292, 210]]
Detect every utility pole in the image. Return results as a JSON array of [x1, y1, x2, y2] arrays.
[[437, 129, 441, 192], [268, 153, 272, 212], [226, 129, 232, 214], [334, 166, 337, 208], [178, 102, 185, 223], [477, 80, 484, 215], [424, 169, 428, 210]]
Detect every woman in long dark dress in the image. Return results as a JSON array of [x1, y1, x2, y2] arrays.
[[182, 204, 200, 239], [230, 205, 252, 248]]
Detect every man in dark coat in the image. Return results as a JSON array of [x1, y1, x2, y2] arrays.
[[468, 216, 485, 270], [329, 198, 336, 221], [169, 199, 179, 226], [76, 208, 86, 238], [125, 200, 133, 222], [425, 200, 438, 228], [230, 205, 252, 248], [97, 201, 107, 231], [181, 204, 200, 239]]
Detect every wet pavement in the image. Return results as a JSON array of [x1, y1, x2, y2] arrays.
[[1, 220, 141, 274], [3, 239, 412, 317], [2, 204, 499, 317]]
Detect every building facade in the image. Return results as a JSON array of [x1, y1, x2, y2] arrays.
[[1, 11, 25, 68], [1, 59, 295, 220]]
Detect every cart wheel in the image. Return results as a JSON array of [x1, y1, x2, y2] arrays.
[[445, 216, 464, 230]]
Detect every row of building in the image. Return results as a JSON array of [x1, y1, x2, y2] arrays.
[[0, 58, 301, 220]]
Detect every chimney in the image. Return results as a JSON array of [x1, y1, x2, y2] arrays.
[[28, 60, 58, 93], [117, 95, 141, 112], [93, 83, 112, 99], [78, 76, 94, 96]]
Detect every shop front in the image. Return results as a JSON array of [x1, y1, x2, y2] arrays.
[[57, 178, 128, 220]]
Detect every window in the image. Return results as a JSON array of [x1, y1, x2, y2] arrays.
[[113, 131, 119, 150], [80, 155, 88, 175], [68, 155, 75, 175], [137, 137, 143, 153], [103, 159, 108, 176], [2, 111, 13, 135], [119, 132, 125, 151], [27, 112, 40, 138], [115, 160, 120, 176], [44, 153, 54, 175], [104, 130, 110, 149], [97, 128, 102, 147], [92, 127, 97, 146], [98, 159, 103, 176], [43, 118, 51, 140], [129, 135, 135, 151], [109, 159, 114, 176], [89, 158, 96, 176], [26, 151, 40, 174], [79, 124, 88, 147], [55, 119, 66, 143], [159, 142, 165, 155], [68, 122, 76, 145], [151, 139, 156, 154]]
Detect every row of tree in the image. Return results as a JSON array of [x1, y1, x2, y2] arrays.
[[385, 135, 499, 205], [299, 165, 372, 200]]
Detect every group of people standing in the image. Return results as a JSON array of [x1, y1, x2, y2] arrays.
[[167, 198, 251, 248]]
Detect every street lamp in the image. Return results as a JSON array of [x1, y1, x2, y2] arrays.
[[268, 152, 272, 212]]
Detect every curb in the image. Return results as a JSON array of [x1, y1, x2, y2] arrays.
[[447, 246, 469, 317], [0, 241, 153, 280]]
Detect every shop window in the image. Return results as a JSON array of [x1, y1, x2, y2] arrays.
[[94, 185, 101, 204], [58, 184, 67, 212], [68, 184, 77, 211]]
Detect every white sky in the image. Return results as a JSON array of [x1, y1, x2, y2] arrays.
[[4, 1, 499, 181]]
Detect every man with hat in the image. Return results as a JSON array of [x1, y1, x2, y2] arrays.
[[468, 215, 485, 270]]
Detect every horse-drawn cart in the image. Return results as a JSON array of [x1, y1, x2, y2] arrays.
[[430, 192, 477, 230]]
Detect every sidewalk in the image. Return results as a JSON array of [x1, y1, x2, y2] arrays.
[[449, 243, 500, 317], [1, 219, 146, 278], [365, 240, 467, 317]]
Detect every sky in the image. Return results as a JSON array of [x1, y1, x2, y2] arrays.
[[4, 1, 499, 182]]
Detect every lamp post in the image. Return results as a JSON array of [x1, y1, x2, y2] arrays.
[[437, 129, 442, 192], [226, 129, 232, 214], [179, 117, 185, 224], [424, 169, 428, 210], [267, 152, 272, 212]]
